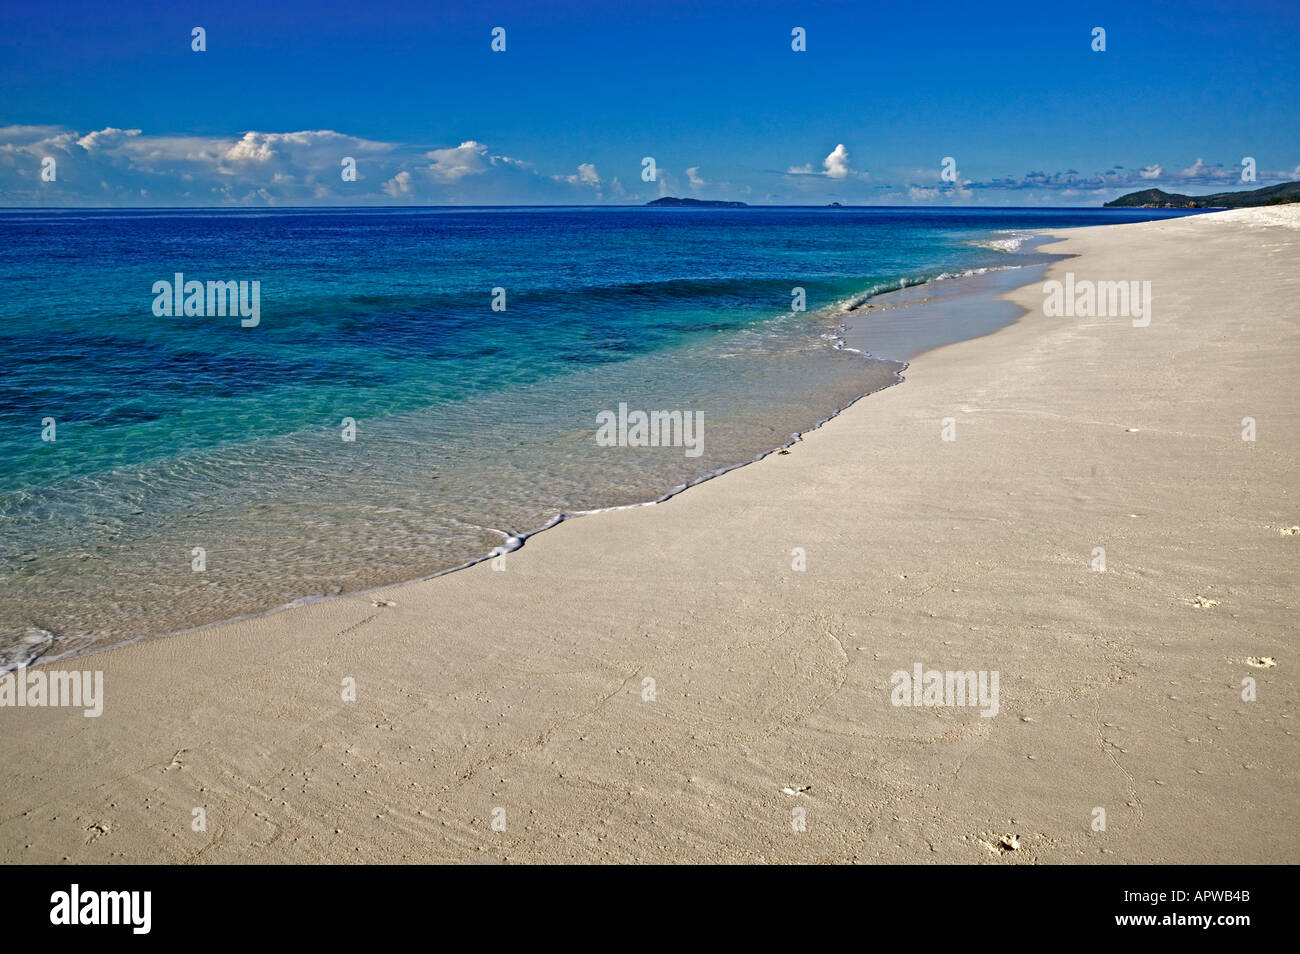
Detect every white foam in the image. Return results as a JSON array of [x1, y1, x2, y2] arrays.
[[971, 230, 1034, 252]]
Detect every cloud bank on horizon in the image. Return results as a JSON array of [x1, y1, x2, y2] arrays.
[[4, 124, 1297, 207]]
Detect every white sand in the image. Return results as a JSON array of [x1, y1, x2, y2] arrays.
[[2, 207, 1296, 863]]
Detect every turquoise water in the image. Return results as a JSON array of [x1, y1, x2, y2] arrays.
[[0, 206, 1204, 664]]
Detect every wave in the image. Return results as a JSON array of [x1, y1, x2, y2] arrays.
[[831, 263, 1024, 315], [968, 230, 1035, 253]]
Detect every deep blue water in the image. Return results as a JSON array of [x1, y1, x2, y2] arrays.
[[0, 205, 1205, 664]]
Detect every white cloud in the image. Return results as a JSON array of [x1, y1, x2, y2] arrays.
[[422, 140, 533, 185], [382, 170, 413, 197], [0, 125, 599, 205], [554, 162, 601, 186], [1178, 157, 1237, 183], [0, 124, 65, 142], [218, 130, 387, 168], [426, 140, 491, 182], [76, 127, 141, 151], [823, 143, 853, 179], [15, 121, 1282, 209], [224, 131, 279, 162], [785, 144, 861, 180]]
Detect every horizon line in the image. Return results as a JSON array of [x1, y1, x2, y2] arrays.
[[0, 202, 1166, 212]]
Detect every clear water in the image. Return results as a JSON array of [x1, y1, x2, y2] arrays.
[[0, 205, 1205, 665]]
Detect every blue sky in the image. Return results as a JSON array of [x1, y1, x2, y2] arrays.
[[2, 0, 1297, 206]]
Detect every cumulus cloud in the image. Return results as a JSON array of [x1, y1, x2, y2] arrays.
[[0, 124, 410, 205], [426, 140, 490, 182], [382, 170, 413, 197], [0, 125, 621, 206], [1178, 157, 1242, 184], [553, 162, 601, 186], [6, 125, 1291, 208], [224, 131, 281, 162], [785, 144, 862, 180], [76, 127, 142, 151], [424, 140, 532, 184], [823, 143, 853, 179]]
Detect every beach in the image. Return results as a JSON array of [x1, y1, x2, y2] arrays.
[[1, 206, 1295, 864]]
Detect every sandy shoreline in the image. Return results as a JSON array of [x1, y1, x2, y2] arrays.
[[2, 207, 1296, 864]]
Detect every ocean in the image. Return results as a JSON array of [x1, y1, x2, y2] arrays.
[[0, 205, 1204, 666]]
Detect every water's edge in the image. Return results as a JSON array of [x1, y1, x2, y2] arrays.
[[20, 238, 1063, 671]]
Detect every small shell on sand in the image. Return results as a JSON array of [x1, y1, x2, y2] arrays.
[[1191, 596, 1218, 608], [781, 785, 812, 795], [1279, 526, 1299, 535], [999, 834, 1020, 851], [1246, 656, 1276, 668]]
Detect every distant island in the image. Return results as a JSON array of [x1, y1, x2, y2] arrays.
[[646, 197, 748, 208], [1105, 180, 1300, 209]]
